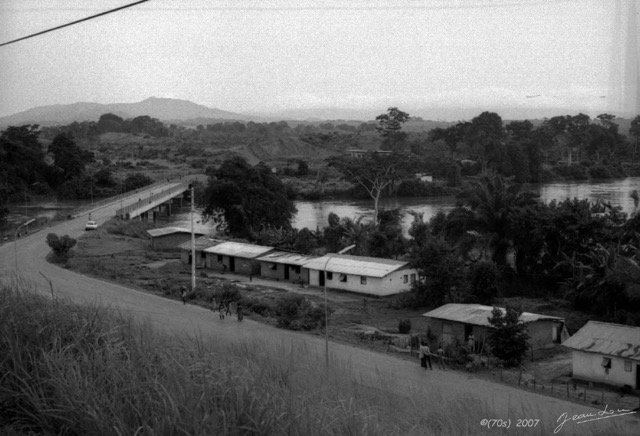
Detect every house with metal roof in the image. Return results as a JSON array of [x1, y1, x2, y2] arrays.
[[203, 241, 274, 276], [303, 254, 417, 296], [178, 237, 223, 268], [562, 321, 640, 389], [420, 304, 568, 351], [256, 251, 317, 284], [146, 227, 205, 250]]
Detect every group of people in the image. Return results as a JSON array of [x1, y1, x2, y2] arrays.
[[418, 342, 446, 370], [179, 286, 243, 322]]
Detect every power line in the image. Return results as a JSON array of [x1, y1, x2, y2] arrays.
[[0, 0, 150, 48]]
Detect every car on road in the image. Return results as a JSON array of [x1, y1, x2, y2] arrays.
[[85, 220, 98, 231]]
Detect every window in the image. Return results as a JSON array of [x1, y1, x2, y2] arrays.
[[361, 276, 367, 285], [327, 272, 333, 280], [294, 266, 301, 274], [624, 361, 632, 372], [403, 275, 408, 284], [200, 252, 206, 259], [339, 274, 347, 282], [217, 255, 223, 262], [601, 357, 612, 369], [410, 273, 416, 283], [271, 263, 277, 270]]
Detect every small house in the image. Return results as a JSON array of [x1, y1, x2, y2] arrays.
[[178, 236, 223, 268], [562, 321, 640, 389], [415, 173, 433, 182], [256, 251, 317, 283], [146, 227, 205, 250], [303, 254, 418, 296], [203, 241, 274, 275], [420, 304, 568, 351]]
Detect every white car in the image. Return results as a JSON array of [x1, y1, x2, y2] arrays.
[[85, 220, 98, 231]]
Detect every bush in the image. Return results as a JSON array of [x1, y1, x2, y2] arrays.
[[275, 294, 330, 331], [242, 297, 273, 317], [398, 319, 411, 334], [588, 164, 613, 179], [104, 219, 154, 238], [396, 179, 449, 197], [469, 261, 500, 304], [46, 233, 77, 261]]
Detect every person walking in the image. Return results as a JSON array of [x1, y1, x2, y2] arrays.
[[237, 304, 243, 322], [218, 302, 226, 320], [180, 286, 187, 305], [419, 342, 426, 369], [423, 342, 433, 370], [437, 344, 447, 370]]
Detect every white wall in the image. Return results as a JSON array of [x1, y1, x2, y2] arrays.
[[572, 350, 638, 388], [308, 268, 417, 296]]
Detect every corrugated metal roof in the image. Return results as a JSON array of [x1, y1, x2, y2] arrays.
[[302, 254, 409, 278], [203, 241, 274, 259], [256, 251, 318, 266], [421, 303, 564, 326], [178, 236, 224, 250], [147, 227, 204, 237], [562, 321, 640, 361]]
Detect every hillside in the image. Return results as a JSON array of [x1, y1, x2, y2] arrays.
[[0, 97, 247, 127]]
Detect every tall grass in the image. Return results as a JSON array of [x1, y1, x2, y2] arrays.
[[0, 281, 633, 435]]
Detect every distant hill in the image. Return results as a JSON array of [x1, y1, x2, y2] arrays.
[[0, 97, 248, 127]]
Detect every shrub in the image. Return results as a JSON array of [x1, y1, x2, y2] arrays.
[[588, 164, 613, 179], [104, 219, 154, 238], [398, 319, 411, 334], [46, 233, 77, 261], [469, 261, 500, 304], [275, 294, 330, 330]]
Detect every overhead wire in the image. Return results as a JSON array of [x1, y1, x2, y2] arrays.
[[0, 0, 150, 47]]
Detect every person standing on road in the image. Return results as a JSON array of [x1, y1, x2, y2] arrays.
[[218, 302, 226, 320], [437, 344, 446, 370], [237, 304, 243, 322], [419, 341, 428, 369], [422, 342, 433, 370], [180, 286, 187, 305]]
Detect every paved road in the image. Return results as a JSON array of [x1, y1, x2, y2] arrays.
[[1, 186, 638, 435]]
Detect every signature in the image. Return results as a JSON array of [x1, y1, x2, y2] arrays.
[[554, 404, 637, 433]]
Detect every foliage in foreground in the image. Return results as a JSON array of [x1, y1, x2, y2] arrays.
[[0, 281, 631, 436]]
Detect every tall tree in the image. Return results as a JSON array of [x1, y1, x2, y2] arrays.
[[329, 152, 407, 223], [467, 112, 505, 173], [48, 133, 93, 182], [375, 107, 410, 150], [202, 157, 297, 237], [487, 304, 530, 367]]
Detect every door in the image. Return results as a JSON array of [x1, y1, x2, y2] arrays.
[[442, 323, 453, 345], [229, 257, 235, 272], [284, 265, 290, 280], [319, 270, 325, 286], [188, 254, 192, 265]]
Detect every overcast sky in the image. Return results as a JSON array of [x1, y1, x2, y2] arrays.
[[0, 0, 637, 120]]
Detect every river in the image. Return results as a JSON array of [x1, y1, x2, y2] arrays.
[[7, 177, 639, 235]]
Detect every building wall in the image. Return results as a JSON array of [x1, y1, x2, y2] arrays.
[[151, 233, 193, 250], [421, 318, 561, 351], [307, 268, 417, 296], [259, 262, 309, 283], [181, 249, 207, 268], [205, 253, 258, 276], [572, 350, 639, 388]]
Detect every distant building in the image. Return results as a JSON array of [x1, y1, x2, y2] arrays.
[[303, 254, 417, 296], [146, 227, 205, 250], [420, 304, 568, 351], [256, 251, 316, 283], [178, 236, 223, 268], [415, 173, 433, 182], [203, 241, 274, 275], [346, 149, 393, 158], [562, 321, 640, 389]]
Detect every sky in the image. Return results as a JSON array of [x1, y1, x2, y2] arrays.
[[0, 0, 638, 120]]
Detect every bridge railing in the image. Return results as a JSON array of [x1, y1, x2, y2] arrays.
[[116, 182, 191, 218]]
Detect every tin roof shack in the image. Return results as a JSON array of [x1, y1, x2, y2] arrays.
[[563, 321, 640, 389], [256, 251, 317, 284], [147, 227, 205, 250], [203, 242, 274, 276], [421, 304, 568, 351], [178, 237, 223, 268], [303, 254, 417, 296]]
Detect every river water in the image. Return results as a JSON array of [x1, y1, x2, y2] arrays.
[[7, 177, 639, 235]]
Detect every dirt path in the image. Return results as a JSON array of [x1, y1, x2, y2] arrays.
[[1, 187, 638, 435]]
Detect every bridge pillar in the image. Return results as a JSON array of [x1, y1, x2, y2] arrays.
[[166, 203, 172, 216], [153, 210, 158, 224]]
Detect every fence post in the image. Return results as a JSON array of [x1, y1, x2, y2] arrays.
[[601, 390, 604, 405], [583, 386, 587, 402], [566, 382, 569, 397]]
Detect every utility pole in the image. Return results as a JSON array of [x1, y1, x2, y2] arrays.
[[190, 183, 196, 295]]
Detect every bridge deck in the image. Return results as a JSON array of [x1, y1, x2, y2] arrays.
[[116, 182, 191, 219]]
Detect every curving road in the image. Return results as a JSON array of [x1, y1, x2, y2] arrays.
[[1, 185, 638, 435]]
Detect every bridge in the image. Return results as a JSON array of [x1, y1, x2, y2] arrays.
[[115, 182, 193, 220]]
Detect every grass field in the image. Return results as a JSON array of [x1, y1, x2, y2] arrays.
[[1, 278, 634, 435]]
